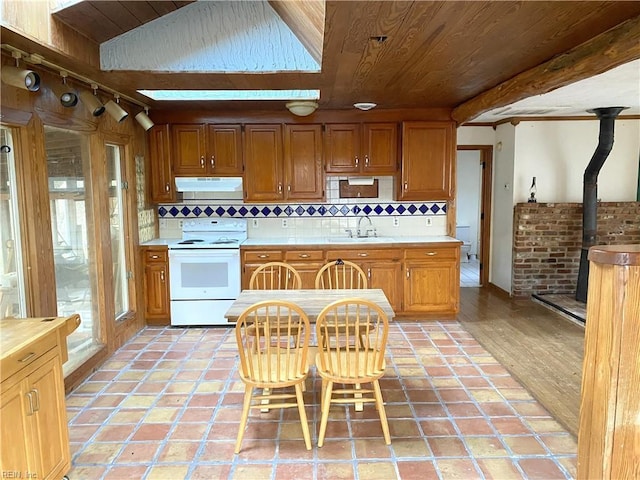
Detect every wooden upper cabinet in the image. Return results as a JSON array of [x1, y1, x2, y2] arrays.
[[244, 124, 284, 202], [284, 124, 324, 201], [148, 124, 175, 203], [325, 123, 397, 175], [206, 124, 243, 175], [172, 124, 243, 176], [399, 121, 454, 201], [172, 124, 206, 175]]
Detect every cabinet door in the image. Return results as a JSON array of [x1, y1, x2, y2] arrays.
[[363, 123, 397, 174], [172, 124, 207, 175], [400, 122, 454, 200], [244, 125, 284, 202], [284, 124, 324, 201], [365, 261, 402, 313], [404, 261, 458, 313], [148, 124, 174, 203], [0, 380, 33, 475], [207, 124, 243, 175], [144, 263, 170, 320], [324, 124, 360, 173], [28, 353, 69, 479]]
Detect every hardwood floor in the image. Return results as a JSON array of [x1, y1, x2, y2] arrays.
[[457, 287, 585, 437]]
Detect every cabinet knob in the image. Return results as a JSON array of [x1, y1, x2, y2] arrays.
[[287, 184, 291, 192], [200, 156, 205, 167], [32, 388, 40, 412], [160, 270, 165, 282], [299, 254, 310, 258], [210, 156, 215, 168], [367, 268, 371, 279], [365, 155, 369, 166], [258, 254, 269, 259], [18, 352, 36, 363], [278, 183, 283, 193], [404, 182, 408, 190], [425, 252, 437, 256], [355, 156, 359, 166], [406, 268, 410, 278], [358, 253, 368, 257], [165, 183, 170, 192], [26, 391, 35, 416], [151, 254, 160, 259]]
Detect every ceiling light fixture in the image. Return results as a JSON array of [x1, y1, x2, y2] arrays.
[[135, 107, 155, 131], [286, 100, 318, 116], [104, 94, 129, 123], [1, 51, 40, 92], [52, 71, 78, 107], [354, 102, 377, 111], [79, 84, 105, 117]]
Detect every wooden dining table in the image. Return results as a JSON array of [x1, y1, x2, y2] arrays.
[[224, 288, 395, 323]]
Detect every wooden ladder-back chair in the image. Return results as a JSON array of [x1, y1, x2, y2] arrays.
[[234, 300, 312, 453], [315, 298, 391, 447], [314, 259, 368, 290], [249, 261, 302, 290]]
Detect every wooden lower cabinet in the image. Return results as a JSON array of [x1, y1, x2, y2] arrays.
[[403, 246, 460, 315], [241, 243, 459, 317], [326, 248, 402, 312], [142, 247, 171, 325], [284, 250, 325, 288], [1, 315, 80, 480]]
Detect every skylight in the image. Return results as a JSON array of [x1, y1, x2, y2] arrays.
[[138, 89, 321, 102]]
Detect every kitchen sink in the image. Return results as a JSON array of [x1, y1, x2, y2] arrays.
[[327, 236, 392, 243]]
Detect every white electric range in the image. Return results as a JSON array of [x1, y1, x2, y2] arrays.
[[167, 218, 247, 326]]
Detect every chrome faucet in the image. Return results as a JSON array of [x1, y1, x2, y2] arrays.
[[357, 215, 376, 237]]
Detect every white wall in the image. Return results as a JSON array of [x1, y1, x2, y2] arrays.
[[457, 126, 495, 145], [513, 119, 640, 203], [456, 150, 481, 256]]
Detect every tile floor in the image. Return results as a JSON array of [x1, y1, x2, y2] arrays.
[[66, 322, 577, 480], [461, 259, 481, 287]]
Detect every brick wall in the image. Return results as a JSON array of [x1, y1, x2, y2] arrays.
[[512, 202, 640, 298]]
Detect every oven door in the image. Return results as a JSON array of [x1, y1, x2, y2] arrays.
[[169, 248, 240, 300]]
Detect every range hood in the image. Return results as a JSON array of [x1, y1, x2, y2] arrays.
[[174, 177, 243, 192]]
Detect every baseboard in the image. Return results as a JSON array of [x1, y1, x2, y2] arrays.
[[486, 282, 511, 299]]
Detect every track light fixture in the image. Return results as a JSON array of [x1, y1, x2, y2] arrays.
[[52, 72, 78, 107], [135, 107, 154, 131], [1, 52, 40, 91], [104, 94, 128, 123], [79, 84, 105, 117]]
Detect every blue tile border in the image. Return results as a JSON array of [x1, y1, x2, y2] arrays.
[[158, 202, 447, 218]]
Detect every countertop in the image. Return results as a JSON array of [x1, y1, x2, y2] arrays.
[[140, 236, 461, 248]]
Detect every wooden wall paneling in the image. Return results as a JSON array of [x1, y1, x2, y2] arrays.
[[268, 0, 325, 65]]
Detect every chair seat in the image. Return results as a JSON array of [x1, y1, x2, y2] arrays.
[[240, 352, 309, 386], [315, 350, 385, 381]]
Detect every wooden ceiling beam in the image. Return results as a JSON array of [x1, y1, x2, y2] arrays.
[[268, 0, 325, 65], [452, 15, 640, 125]]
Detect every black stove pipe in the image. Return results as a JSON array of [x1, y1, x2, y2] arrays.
[[575, 106, 627, 303]]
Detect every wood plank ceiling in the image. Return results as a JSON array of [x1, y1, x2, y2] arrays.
[[13, 1, 640, 121]]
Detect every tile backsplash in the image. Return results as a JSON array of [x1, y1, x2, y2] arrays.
[[158, 176, 449, 239]]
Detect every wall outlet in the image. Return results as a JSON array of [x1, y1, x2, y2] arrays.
[[178, 219, 184, 228], [252, 218, 259, 228], [426, 217, 433, 226], [393, 217, 400, 227], [282, 218, 289, 228], [159, 219, 167, 229]]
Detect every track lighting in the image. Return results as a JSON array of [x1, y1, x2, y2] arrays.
[[1, 52, 40, 91], [135, 107, 154, 131], [104, 94, 128, 123], [79, 84, 105, 117], [52, 72, 78, 107]]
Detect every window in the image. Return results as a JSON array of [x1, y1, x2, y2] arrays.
[[45, 126, 102, 370], [0, 126, 26, 318], [106, 143, 131, 321]]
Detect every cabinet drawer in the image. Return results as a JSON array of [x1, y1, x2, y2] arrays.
[[404, 246, 458, 261], [284, 250, 324, 262], [143, 249, 168, 263], [327, 249, 400, 261], [244, 250, 284, 262], [1, 333, 57, 381]]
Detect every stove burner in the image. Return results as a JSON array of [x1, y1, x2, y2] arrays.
[[178, 239, 205, 245]]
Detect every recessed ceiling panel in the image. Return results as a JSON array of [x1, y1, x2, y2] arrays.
[[100, 0, 320, 72]]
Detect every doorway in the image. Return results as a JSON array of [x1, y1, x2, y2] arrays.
[[456, 145, 493, 287]]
